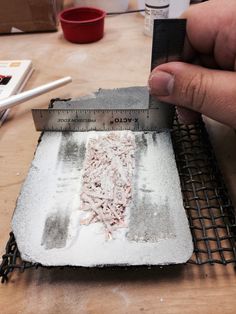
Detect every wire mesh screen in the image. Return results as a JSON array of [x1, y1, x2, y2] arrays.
[[172, 118, 236, 265], [0, 115, 236, 283]]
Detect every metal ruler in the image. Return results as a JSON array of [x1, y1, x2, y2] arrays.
[[32, 108, 172, 132], [32, 19, 186, 132]]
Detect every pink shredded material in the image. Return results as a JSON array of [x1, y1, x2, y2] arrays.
[[79, 132, 135, 239]]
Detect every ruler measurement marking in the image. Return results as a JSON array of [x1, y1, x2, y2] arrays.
[[32, 107, 173, 131]]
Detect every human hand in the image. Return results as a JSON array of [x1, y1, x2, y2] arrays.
[[148, 0, 236, 128]]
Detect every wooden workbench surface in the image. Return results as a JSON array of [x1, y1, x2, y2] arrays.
[[0, 2, 236, 313]]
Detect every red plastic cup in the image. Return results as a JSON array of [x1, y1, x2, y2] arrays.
[[59, 7, 106, 44]]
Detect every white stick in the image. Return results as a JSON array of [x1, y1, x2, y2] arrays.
[[0, 76, 72, 111]]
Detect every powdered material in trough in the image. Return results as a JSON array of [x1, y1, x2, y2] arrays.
[[12, 87, 193, 266]]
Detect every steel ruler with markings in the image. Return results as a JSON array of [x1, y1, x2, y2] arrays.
[[32, 19, 186, 132]]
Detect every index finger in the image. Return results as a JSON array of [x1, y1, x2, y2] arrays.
[[180, 0, 236, 70]]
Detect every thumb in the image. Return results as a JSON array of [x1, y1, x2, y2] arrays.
[[148, 62, 236, 128]]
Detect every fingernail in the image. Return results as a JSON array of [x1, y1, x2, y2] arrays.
[[148, 71, 174, 96]]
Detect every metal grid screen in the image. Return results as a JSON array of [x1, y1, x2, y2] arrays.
[[172, 118, 236, 265], [0, 114, 236, 283]]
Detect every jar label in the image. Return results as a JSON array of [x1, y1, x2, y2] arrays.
[[144, 3, 169, 36]]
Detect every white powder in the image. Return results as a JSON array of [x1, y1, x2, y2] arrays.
[[12, 131, 193, 266]]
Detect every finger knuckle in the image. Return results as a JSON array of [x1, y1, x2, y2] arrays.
[[181, 72, 210, 112]]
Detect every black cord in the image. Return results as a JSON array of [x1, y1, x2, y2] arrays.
[[107, 9, 145, 16]]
